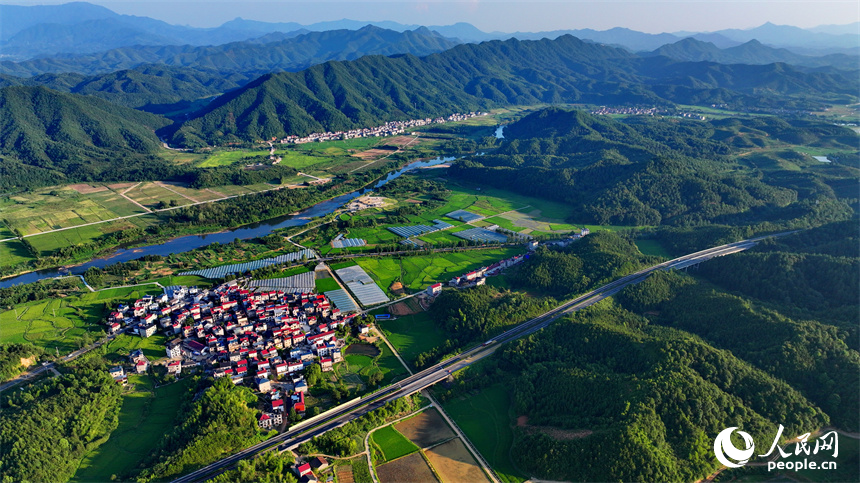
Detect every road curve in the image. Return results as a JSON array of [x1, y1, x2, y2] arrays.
[[171, 231, 796, 482]]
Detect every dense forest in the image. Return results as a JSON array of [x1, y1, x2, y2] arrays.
[[0, 85, 177, 191], [136, 377, 268, 481], [448, 108, 859, 227], [0, 364, 123, 483], [501, 303, 828, 481]]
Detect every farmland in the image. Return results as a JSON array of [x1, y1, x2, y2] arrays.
[[442, 383, 526, 483], [425, 438, 490, 483], [378, 312, 446, 366], [0, 284, 164, 356], [371, 425, 420, 462], [375, 452, 437, 483], [72, 376, 193, 482], [394, 408, 455, 448]]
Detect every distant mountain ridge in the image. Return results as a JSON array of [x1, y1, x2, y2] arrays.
[[1, 2, 856, 61], [644, 38, 859, 70], [165, 35, 858, 147], [0, 25, 460, 77]]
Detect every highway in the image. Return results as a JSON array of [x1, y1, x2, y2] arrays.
[[171, 231, 794, 483]]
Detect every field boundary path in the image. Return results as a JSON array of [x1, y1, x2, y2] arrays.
[[114, 182, 152, 212], [156, 182, 199, 203], [0, 182, 302, 242]]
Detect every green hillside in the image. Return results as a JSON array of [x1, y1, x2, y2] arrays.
[[0, 85, 175, 190]]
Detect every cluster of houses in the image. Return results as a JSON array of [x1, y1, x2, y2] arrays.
[[294, 457, 331, 483], [277, 112, 487, 144], [544, 228, 590, 248], [448, 252, 528, 288], [590, 106, 706, 120], [105, 282, 356, 417]]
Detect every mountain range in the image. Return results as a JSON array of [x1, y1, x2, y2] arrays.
[[164, 35, 858, 146], [0, 25, 459, 77], [644, 38, 859, 70], [1, 2, 856, 62]]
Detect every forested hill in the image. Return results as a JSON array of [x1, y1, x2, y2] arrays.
[[0, 65, 249, 111], [0, 86, 177, 190], [448, 108, 859, 226], [166, 35, 858, 146], [0, 25, 460, 78]]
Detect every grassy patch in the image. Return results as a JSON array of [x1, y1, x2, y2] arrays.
[[102, 334, 168, 363], [379, 312, 446, 366], [442, 382, 526, 483], [315, 277, 341, 292], [72, 376, 193, 481], [0, 239, 33, 268], [197, 149, 271, 167], [371, 425, 420, 462], [634, 239, 672, 258]]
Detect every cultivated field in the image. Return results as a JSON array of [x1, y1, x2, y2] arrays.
[[0, 282, 161, 355], [394, 408, 455, 448], [375, 452, 437, 483], [425, 438, 490, 483], [378, 312, 446, 366], [371, 425, 420, 462], [442, 383, 525, 483]]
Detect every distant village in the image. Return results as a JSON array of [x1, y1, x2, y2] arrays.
[[278, 112, 487, 144], [590, 106, 706, 120]]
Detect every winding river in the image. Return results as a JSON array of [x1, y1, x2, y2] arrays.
[[1, 156, 456, 288]]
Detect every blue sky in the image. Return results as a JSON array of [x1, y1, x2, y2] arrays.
[[6, 1, 860, 32]]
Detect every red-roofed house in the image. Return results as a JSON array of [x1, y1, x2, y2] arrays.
[[295, 463, 312, 477]]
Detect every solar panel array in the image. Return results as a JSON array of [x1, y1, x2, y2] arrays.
[[179, 249, 317, 279], [332, 238, 367, 248], [387, 219, 454, 238], [247, 271, 316, 293], [446, 210, 485, 223], [324, 289, 359, 312], [335, 265, 390, 306], [453, 227, 508, 243]]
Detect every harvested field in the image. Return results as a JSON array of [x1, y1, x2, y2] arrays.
[[338, 464, 355, 483], [389, 282, 405, 296], [352, 147, 397, 161], [346, 343, 381, 357], [69, 183, 107, 194], [106, 182, 137, 191], [376, 453, 437, 483], [389, 298, 422, 316], [395, 408, 455, 448], [425, 438, 490, 483]]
